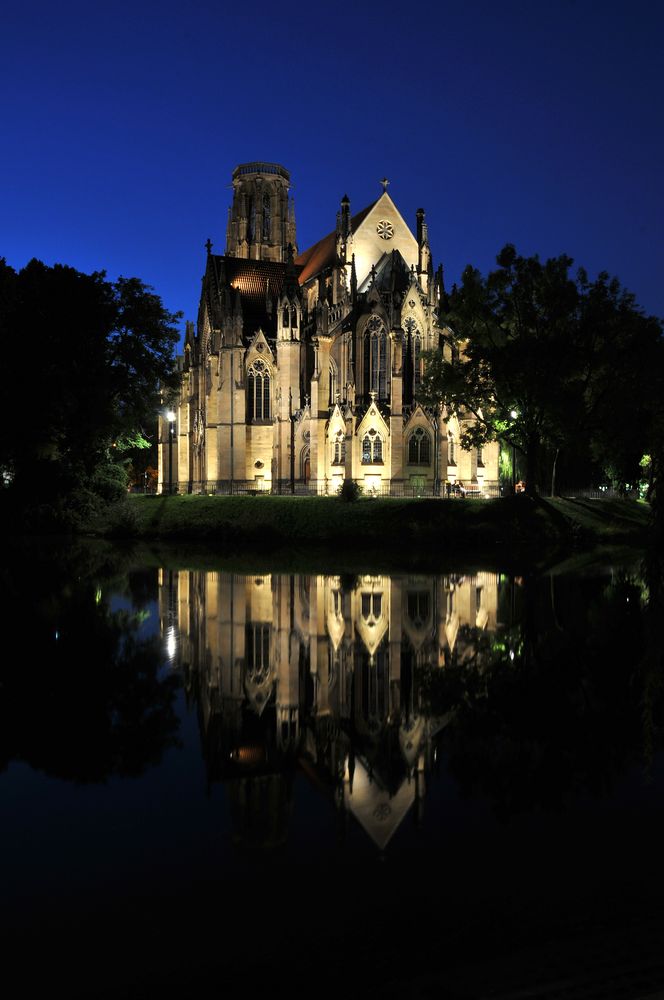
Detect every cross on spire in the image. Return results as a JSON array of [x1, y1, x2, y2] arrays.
[[380, 177, 390, 192], [205, 238, 213, 254]]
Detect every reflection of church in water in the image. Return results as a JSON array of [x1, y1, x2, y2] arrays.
[[160, 570, 500, 850]]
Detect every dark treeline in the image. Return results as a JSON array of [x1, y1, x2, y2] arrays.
[[422, 245, 664, 513], [0, 258, 180, 529]]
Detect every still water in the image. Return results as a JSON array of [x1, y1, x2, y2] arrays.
[[2, 542, 664, 998]]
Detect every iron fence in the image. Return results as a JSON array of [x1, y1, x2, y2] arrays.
[[159, 481, 631, 501]]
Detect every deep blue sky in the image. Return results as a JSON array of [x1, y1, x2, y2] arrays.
[[2, 0, 663, 347]]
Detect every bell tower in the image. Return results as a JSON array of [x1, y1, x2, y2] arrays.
[[225, 161, 297, 262]]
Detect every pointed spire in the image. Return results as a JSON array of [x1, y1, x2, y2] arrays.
[[283, 243, 299, 300]]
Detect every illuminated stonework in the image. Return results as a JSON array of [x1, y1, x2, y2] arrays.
[[158, 163, 500, 495]]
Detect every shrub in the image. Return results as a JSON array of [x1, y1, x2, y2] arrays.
[[337, 479, 363, 502]]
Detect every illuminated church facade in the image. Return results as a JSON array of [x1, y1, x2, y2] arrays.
[[158, 161, 499, 495]]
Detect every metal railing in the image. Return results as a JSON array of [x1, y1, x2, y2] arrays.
[[156, 481, 636, 500]]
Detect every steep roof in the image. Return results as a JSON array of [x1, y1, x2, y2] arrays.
[[204, 255, 302, 339], [295, 200, 378, 284], [357, 249, 414, 294]]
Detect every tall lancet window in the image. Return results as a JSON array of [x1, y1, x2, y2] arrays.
[[247, 197, 256, 243], [329, 359, 337, 405], [363, 316, 388, 400], [404, 318, 423, 398], [262, 191, 271, 241], [247, 359, 271, 421]]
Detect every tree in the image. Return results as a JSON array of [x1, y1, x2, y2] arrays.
[[0, 258, 181, 521], [421, 245, 664, 496]]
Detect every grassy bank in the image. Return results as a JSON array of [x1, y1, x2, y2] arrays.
[[94, 494, 651, 569]]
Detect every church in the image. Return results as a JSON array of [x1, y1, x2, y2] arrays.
[[158, 161, 499, 495]]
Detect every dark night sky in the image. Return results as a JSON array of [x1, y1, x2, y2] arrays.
[[2, 0, 663, 347]]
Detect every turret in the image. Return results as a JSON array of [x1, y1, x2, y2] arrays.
[[226, 162, 297, 262]]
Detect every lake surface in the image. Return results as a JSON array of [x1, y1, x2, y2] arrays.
[[2, 541, 664, 998]]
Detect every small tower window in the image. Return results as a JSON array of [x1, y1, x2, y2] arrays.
[[448, 431, 456, 465], [262, 191, 271, 241], [332, 430, 345, 465], [247, 197, 256, 243]]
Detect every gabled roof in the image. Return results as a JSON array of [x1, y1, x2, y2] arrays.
[[358, 249, 414, 295], [295, 200, 378, 284]]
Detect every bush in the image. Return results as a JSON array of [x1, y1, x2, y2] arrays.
[[337, 479, 363, 502]]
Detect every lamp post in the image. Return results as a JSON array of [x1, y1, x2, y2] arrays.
[[166, 409, 176, 494], [510, 410, 518, 494]]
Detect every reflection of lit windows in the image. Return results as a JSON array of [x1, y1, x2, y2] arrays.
[[333, 590, 343, 616], [408, 427, 431, 465], [362, 429, 383, 464], [476, 586, 483, 614], [407, 591, 430, 628], [247, 359, 271, 421], [246, 624, 270, 681], [445, 589, 455, 623], [361, 592, 382, 623]]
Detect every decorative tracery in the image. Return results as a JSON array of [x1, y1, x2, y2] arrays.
[[363, 316, 388, 399], [262, 191, 271, 241], [247, 359, 271, 421], [403, 317, 423, 399], [408, 427, 431, 465], [332, 429, 346, 465], [361, 428, 383, 464]]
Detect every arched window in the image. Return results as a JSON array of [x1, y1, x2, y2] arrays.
[[247, 359, 271, 421], [361, 429, 383, 464], [408, 427, 431, 465], [283, 305, 290, 328], [329, 359, 338, 405], [332, 430, 345, 465], [403, 318, 423, 399], [301, 447, 310, 482], [363, 316, 388, 399], [448, 431, 456, 465], [477, 445, 484, 467], [247, 197, 256, 243], [262, 191, 271, 241]]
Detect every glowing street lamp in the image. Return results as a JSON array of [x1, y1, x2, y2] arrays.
[[509, 410, 518, 493]]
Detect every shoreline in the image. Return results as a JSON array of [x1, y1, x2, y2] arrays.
[[90, 494, 651, 572]]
